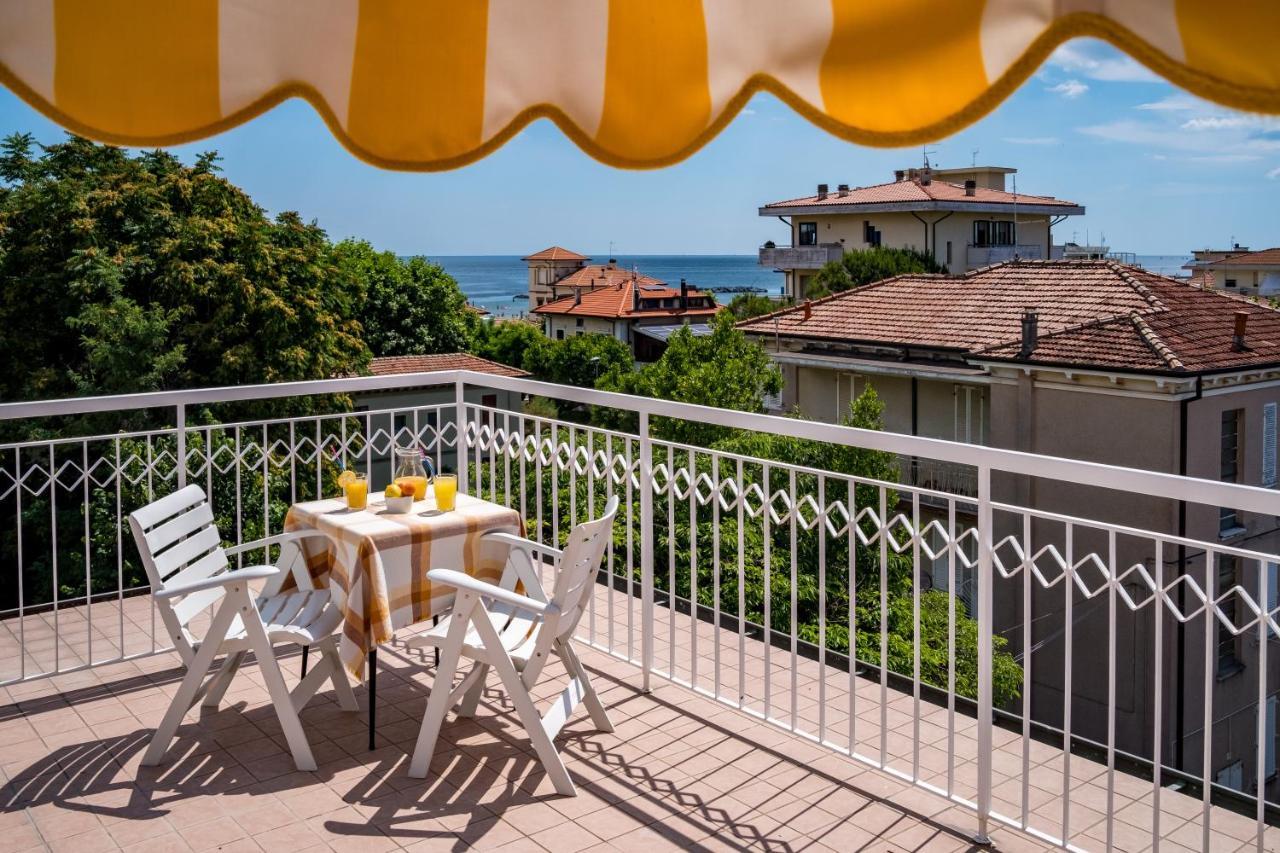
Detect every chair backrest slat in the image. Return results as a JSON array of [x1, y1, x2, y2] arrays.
[[162, 546, 231, 593], [545, 496, 618, 645], [143, 501, 215, 556], [151, 524, 224, 580], [130, 484, 206, 531]]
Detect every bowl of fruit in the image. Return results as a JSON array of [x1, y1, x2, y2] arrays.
[[383, 482, 413, 514]]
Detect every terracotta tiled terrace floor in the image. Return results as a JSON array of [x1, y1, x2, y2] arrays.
[[0, 587, 1274, 852]]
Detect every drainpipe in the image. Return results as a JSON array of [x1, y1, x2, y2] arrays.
[[1174, 374, 1203, 773], [930, 212, 954, 268], [910, 211, 930, 256]]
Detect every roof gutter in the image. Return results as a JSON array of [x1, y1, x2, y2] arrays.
[[759, 201, 1086, 217]]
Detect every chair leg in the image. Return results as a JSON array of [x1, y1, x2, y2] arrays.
[[456, 663, 489, 718], [409, 596, 474, 778], [559, 642, 614, 733], [470, 609, 575, 796], [143, 595, 240, 766], [201, 649, 246, 709], [239, 593, 317, 772], [300, 645, 309, 678], [323, 640, 358, 711]]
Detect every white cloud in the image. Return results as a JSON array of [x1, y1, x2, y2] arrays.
[[1048, 80, 1088, 99], [1136, 94, 1202, 112], [1268, 166, 1280, 180], [1181, 114, 1280, 131], [740, 108, 757, 116], [1049, 41, 1160, 83], [1003, 136, 1060, 145]]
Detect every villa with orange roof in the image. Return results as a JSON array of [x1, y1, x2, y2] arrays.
[[758, 164, 1085, 299], [528, 254, 719, 360]]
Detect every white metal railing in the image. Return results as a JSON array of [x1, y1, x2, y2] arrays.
[[1, 370, 1279, 851]]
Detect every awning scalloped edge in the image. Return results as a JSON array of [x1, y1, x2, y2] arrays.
[[0, 9, 1277, 173]]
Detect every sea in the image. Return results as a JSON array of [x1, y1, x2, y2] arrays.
[[424, 253, 1193, 319]]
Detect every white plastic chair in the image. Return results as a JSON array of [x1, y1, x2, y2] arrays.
[[406, 496, 620, 794], [128, 484, 357, 771]]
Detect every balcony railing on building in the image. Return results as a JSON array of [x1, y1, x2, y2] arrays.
[[2, 370, 1279, 851], [967, 244, 1044, 268], [759, 243, 845, 269]]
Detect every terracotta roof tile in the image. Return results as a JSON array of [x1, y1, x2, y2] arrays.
[[1206, 247, 1280, 266], [738, 260, 1280, 375], [533, 274, 720, 320], [521, 246, 589, 261], [367, 353, 528, 378], [761, 179, 1080, 212]]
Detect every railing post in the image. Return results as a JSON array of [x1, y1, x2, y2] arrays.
[[639, 412, 655, 692], [454, 378, 468, 494], [975, 463, 994, 844], [176, 403, 186, 489]]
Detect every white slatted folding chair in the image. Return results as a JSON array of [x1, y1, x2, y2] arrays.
[[406, 496, 620, 794], [128, 484, 357, 771]]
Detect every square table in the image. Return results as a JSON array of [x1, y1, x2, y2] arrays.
[[281, 492, 523, 745]]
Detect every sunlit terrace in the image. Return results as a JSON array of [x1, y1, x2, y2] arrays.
[[1, 371, 1278, 852]]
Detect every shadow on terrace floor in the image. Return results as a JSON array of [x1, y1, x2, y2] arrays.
[[0, 639, 1002, 852]]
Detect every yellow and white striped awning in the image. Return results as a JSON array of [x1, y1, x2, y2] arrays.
[[1, 1, 1277, 171]]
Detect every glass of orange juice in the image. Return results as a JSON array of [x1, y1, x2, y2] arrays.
[[343, 473, 368, 510], [433, 474, 457, 512]]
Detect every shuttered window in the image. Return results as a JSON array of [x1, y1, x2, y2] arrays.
[[1264, 403, 1277, 488]]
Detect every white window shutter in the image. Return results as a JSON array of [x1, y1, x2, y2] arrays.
[[1268, 696, 1277, 779], [1263, 403, 1277, 487]]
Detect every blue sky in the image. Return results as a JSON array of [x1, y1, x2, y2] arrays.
[[0, 38, 1275, 256]]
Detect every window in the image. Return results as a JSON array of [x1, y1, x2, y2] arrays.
[[973, 220, 1015, 246], [1221, 409, 1243, 534], [798, 222, 817, 246], [480, 393, 498, 427], [1226, 278, 1238, 288], [1216, 760, 1245, 792], [575, 317, 584, 327], [946, 240, 953, 266], [954, 385, 985, 444], [1218, 554, 1242, 676], [1264, 403, 1277, 488], [555, 328, 565, 340]]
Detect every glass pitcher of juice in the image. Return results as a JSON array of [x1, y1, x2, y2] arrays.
[[393, 446, 430, 501]]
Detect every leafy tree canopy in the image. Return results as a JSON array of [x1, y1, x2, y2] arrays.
[[333, 240, 470, 357], [525, 332, 631, 389], [596, 312, 782, 446], [809, 246, 945, 299], [726, 292, 786, 321], [0, 133, 368, 410], [469, 319, 549, 372]]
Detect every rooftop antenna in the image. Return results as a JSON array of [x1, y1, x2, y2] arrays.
[[922, 146, 936, 169], [609, 240, 615, 258], [971, 148, 979, 167]]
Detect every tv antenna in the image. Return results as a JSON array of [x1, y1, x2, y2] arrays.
[[922, 146, 936, 169], [971, 148, 979, 166]]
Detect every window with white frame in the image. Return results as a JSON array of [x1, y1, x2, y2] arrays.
[[954, 385, 985, 444]]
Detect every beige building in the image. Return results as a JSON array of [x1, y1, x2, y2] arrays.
[[739, 259, 1280, 798], [522, 246, 590, 307], [1187, 247, 1280, 297], [757, 165, 1085, 300]]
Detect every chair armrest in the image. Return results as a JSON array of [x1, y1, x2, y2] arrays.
[[427, 569, 549, 615], [225, 529, 335, 557], [481, 531, 563, 562], [155, 565, 280, 600]]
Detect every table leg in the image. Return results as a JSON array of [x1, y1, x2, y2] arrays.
[[433, 615, 440, 667], [368, 647, 377, 751]]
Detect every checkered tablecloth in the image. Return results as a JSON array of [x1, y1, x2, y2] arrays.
[[282, 492, 522, 679]]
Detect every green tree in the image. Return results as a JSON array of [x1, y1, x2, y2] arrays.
[[333, 240, 470, 357], [726, 292, 787, 320], [0, 133, 368, 413], [809, 246, 945, 299], [596, 312, 782, 446], [469, 318, 549, 371], [525, 332, 631, 389]]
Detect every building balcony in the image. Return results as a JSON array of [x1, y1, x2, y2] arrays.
[[1, 371, 1278, 851], [759, 243, 845, 270], [966, 244, 1044, 268]]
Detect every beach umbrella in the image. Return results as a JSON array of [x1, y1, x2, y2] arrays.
[[0, 1, 1276, 171]]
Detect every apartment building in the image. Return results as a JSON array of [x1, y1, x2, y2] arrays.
[[1187, 247, 1280, 297], [757, 165, 1085, 300], [738, 259, 1280, 797], [522, 246, 590, 307]]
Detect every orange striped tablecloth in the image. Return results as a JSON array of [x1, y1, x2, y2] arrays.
[[283, 492, 521, 679]]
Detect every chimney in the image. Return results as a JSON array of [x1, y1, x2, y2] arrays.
[[1019, 309, 1038, 358], [803, 299, 813, 321], [919, 167, 932, 186], [964, 179, 976, 196], [1233, 310, 1249, 351], [837, 183, 849, 197], [632, 281, 640, 313], [816, 183, 828, 199], [679, 277, 688, 310], [894, 169, 906, 182], [573, 286, 582, 306]]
